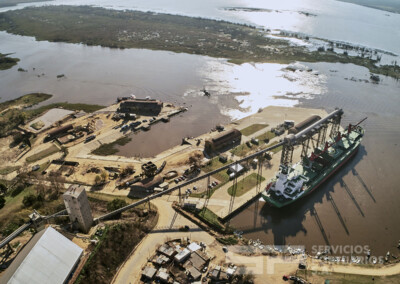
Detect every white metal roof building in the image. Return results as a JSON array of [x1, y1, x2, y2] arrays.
[[1, 227, 83, 284]]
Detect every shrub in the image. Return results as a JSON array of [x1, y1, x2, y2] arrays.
[[107, 198, 127, 212], [22, 194, 37, 207]]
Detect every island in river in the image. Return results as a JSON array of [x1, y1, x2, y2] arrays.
[[0, 5, 399, 79], [0, 52, 19, 70]]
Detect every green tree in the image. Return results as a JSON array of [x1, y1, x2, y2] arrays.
[[94, 175, 101, 185], [0, 195, 5, 209], [107, 198, 127, 212], [22, 194, 37, 208]]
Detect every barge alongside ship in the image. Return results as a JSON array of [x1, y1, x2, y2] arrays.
[[262, 111, 365, 208]]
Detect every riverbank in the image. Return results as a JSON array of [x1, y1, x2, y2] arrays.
[[0, 6, 399, 79]]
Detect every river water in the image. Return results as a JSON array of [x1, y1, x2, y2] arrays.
[[1, 0, 400, 256]]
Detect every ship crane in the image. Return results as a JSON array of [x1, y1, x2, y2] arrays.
[[309, 117, 367, 162]]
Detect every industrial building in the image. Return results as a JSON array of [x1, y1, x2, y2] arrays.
[[0, 226, 83, 284], [288, 115, 321, 134], [204, 129, 241, 153], [45, 124, 73, 141], [63, 185, 93, 233], [118, 99, 163, 115]]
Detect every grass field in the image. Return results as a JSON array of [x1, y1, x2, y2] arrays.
[[91, 136, 131, 156], [0, 93, 51, 112], [0, 166, 21, 175], [0, 6, 398, 79], [240, 124, 268, 136], [197, 207, 225, 231], [256, 131, 276, 143], [202, 157, 231, 183], [227, 173, 265, 197], [25, 144, 60, 163]]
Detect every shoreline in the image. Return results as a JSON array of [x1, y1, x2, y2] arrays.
[[0, 6, 399, 79]]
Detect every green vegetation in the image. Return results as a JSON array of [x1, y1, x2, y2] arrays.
[[227, 173, 265, 197], [0, 166, 20, 175], [0, 196, 5, 209], [91, 136, 131, 156], [202, 157, 232, 183], [196, 207, 225, 231], [267, 141, 283, 153], [230, 143, 254, 157], [0, 52, 19, 70], [0, 0, 52, 8], [107, 198, 127, 212], [191, 157, 232, 198], [240, 124, 268, 136], [30, 120, 44, 130], [230, 130, 276, 156], [0, 6, 398, 79], [256, 130, 276, 143], [25, 144, 60, 163], [0, 93, 51, 112], [217, 236, 239, 245], [75, 217, 157, 284]]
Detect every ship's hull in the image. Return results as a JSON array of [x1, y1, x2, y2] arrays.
[[262, 129, 362, 208]]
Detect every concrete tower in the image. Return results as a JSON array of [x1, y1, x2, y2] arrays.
[[63, 185, 93, 233]]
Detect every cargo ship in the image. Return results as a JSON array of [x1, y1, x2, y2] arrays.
[[261, 119, 365, 208]]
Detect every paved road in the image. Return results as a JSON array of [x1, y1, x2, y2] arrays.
[[112, 196, 217, 284]]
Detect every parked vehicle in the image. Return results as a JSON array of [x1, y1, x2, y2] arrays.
[[84, 134, 96, 143]]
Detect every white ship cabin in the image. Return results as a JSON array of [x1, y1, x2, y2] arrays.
[[270, 165, 309, 200]]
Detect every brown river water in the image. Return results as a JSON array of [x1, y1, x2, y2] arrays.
[[230, 62, 400, 257]]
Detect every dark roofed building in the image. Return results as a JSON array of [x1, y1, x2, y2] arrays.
[[46, 124, 73, 140], [205, 129, 241, 153], [118, 99, 163, 115]]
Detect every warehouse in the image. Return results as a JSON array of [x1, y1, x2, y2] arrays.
[[118, 99, 163, 115], [0, 227, 83, 284], [204, 129, 241, 153]]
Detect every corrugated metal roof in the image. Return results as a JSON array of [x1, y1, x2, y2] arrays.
[[4, 227, 83, 284]]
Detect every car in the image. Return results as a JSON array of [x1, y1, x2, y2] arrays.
[[174, 178, 179, 184], [208, 184, 213, 189], [142, 119, 148, 123], [32, 165, 40, 171], [202, 266, 208, 273], [298, 262, 306, 269], [212, 181, 217, 186], [222, 246, 228, 253], [214, 181, 219, 185], [84, 134, 96, 143], [193, 186, 198, 191]]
